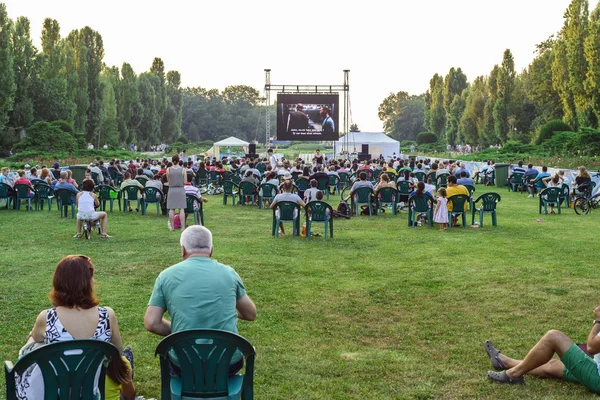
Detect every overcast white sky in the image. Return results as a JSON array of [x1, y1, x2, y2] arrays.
[[3, 0, 584, 132]]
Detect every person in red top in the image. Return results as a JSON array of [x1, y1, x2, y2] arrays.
[[14, 170, 35, 197]]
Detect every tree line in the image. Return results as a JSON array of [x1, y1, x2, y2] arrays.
[[0, 3, 265, 156], [379, 0, 600, 148]]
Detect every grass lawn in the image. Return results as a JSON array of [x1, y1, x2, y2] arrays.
[[0, 185, 598, 399]]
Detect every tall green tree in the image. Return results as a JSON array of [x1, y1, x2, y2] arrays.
[[0, 3, 15, 131], [163, 70, 183, 141], [482, 65, 499, 144], [40, 18, 60, 80], [80, 27, 104, 145], [99, 67, 118, 146], [10, 16, 36, 129], [428, 74, 445, 137], [116, 63, 143, 145], [584, 2, 600, 124], [138, 72, 160, 147], [459, 76, 487, 145], [443, 67, 468, 144], [150, 57, 166, 140], [493, 49, 516, 142], [552, 37, 576, 127], [378, 91, 409, 134]]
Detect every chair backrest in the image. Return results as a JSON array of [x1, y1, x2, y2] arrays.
[[436, 173, 449, 187], [91, 172, 101, 185], [185, 193, 203, 214], [98, 185, 118, 200], [5, 339, 119, 400], [259, 183, 278, 198], [231, 175, 241, 185], [295, 178, 309, 191], [255, 162, 267, 173], [0, 182, 11, 197], [197, 169, 208, 180], [378, 186, 397, 203], [511, 173, 524, 184], [135, 176, 148, 187], [14, 183, 31, 198], [55, 189, 75, 204], [108, 169, 117, 180], [209, 171, 220, 182], [316, 177, 329, 191], [143, 186, 162, 202], [123, 185, 140, 200], [338, 172, 349, 184], [34, 184, 53, 199], [155, 329, 255, 400], [447, 194, 469, 212], [239, 181, 256, 196], [464, 184, 475, 198], [273, 200, 300, 220], [328, 175, 339, 186], [354, 186, 373, 203], [560, 183, 570, 197], [414, 172, 426, 182], [222, 180, 238, 195], [409, 194, 432, 213], [221, 171, 232, 182], [385, 172, 396, 181], [397, 181, 413, 195], [305, 201, 333, 222], [475, 192, 501, 211], [372, 170, 381, 181], [540, 187, 562, 202], [291, 171, 301, 181]]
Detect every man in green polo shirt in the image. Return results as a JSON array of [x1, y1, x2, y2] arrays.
[[485, 306, 600, 393], [144, 225, 256, 373]]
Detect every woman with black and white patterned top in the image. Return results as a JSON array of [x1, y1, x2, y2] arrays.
[[16, 255, 126, 399]]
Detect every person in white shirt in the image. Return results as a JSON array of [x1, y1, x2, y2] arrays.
[[268, 149, 278, 170]]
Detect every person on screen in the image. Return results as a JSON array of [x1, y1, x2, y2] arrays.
[[320, 106, 334, 133], [287, 103, 310, 132]]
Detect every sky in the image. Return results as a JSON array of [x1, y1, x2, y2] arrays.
[[2, 0, 584, 133]]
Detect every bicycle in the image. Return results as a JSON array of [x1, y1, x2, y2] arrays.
[[82, 218, 102, 239], [573, 171, 600, 215]]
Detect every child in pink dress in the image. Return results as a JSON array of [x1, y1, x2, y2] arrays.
[[434, 188, 449, 230]]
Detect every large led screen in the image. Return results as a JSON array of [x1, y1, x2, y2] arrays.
[[276, 94, 339, 141]]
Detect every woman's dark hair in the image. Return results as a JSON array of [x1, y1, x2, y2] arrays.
[[82, 180, 95, 191], [198, 162, 205, 170], [123, 172, 131, 180], [438, 187, 447, 197], [137, 168, 143, 176], [49, 255, 98, 309], [167, 162, 173, 168], [416, 181, 425, 195], [266, 171, 277, 180], [106, 356, 132, 385], [403, 170, 410, 180], [310, 179, 317, 188], [381, 174, 389, 182], [186, 170, 194, 182], [303, 166, 310, 176], [172, 154, 180, 163]]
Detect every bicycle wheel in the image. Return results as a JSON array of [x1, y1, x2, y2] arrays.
[[574, 197, 590, 215]]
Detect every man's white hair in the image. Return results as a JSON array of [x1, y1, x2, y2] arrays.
[[180, 226, 213, 254]]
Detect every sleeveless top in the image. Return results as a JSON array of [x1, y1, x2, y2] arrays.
[[168, 166, 184, 188], [78, 191, 96, 213]]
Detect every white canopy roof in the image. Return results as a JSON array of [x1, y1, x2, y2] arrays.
[[213, 137, 250, 146], [334, 132, 400, 159]]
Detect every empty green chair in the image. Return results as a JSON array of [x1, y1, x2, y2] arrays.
[[294, 178, 309, 200], [0, 182, 13, 209], [108, 169, 122, 186], [185, 194, 205, 226], [5, 339, 120, 400], [98, 185, 121, 212], [222, 180, 239, 205], [195, 168, 209, 187], [376, 186, 399, 216], [351, 186, 374, 216], [408, 194, 433, 228], [238, 182, 257, 205], [372, 169, 381, 182], [155, 329, 255, 400], [414, 172, 426, 182], [559, 183, 571, 208], [33, 183, 54, 211], [14, 184, 33, 211], [91, 172, 101, 186], [508, 173, 524, 192], [121, 185, 141, 212], [255, 162, 267, 175], [271, 200, 301, 237], [338, 172, 349, 190], [328, 175, 340, 196], [304, 201, 334, 240], [55, 189, 76, 218], [142, 186, 164, 216], [231, 174, 242, 185], [539, 187, 562, 214], [397, 180, 413, 202], [436, 173, 449, 190], [447, 194, 469, 228], [472, 192, 501, 227], [258, 183, 278, 209]]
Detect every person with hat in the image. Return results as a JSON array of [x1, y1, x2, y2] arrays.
[[51, 162, 62, 180]]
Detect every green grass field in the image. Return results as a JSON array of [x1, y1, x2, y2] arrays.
[[0, 186, 598, 399]]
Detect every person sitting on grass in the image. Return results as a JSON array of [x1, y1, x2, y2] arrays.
[[271, 179, 305, 235], [485, 305, 600, 392], [74, 179, 110, 238], [120, 172, 144, 212]]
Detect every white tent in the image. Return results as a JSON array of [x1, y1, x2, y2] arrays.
[[334, 132, 400, 159], [207, 137, 250, 159]]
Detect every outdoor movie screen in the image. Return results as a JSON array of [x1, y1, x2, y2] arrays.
[[276, 94, 339, 141]]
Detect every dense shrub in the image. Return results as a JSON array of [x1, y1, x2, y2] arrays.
[[401, 140, 417, 147], [418, 142, 447, 153], [540, 131, 578, 154], [165, 141, 187, 153], [577, 128, 600, 156], [175, 135, 189, 144], [416, 132, 438, 145], [535, 119, 572, 145], [13, 122, 79, 153], [50, 120, 75, 133]]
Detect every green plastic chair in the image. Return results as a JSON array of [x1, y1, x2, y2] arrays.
[[486, 170, 495, 186], [14, 184, 33, 211], [464, 184, 475, 213], [258, 183, 278, 209], [255, 162, 267, 175], [352, 186, 374, 216], [108, 169, 123, 186], [508, 173, 524, 192], [414, 172, 426, 182], [231, 174, 242, 185], [142, 186, 164, 216], [304, 201, 334, 240], [5, 339, 119, 400], [121, 185, 141, 212], [222, 180, 239, 205], [539, 187, 562, 214], [91, 172, 102, 186], [238, 182, 257, 205], [155, 329, 255, 400], [559, 183, 571, 208], [55, 189, 76, 218], [195, 169, 209, 187], [271, 200, 301, 237], [472, 192, 501, 227], [98, 185, 121, 212], [397, 180, 413, 201], [185, 194, 205, 226], [447, 194, 469, 228], [208, 170, 221, 187], [408, 194, 433, 228], [0, 182, 13, 209], [291, 171, 301, 181], [436, 173, 449, 190], [328, 175, 340, 196], [315, 177, 329, 200], [135, 176, 148, 188], [376, 186, 398, 216], [372, 169, 381, 182], [426, 171, 436, 184], [294, 178, 309, 199], [338, 172, 349, 190], [33, 183, 54, 211]]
